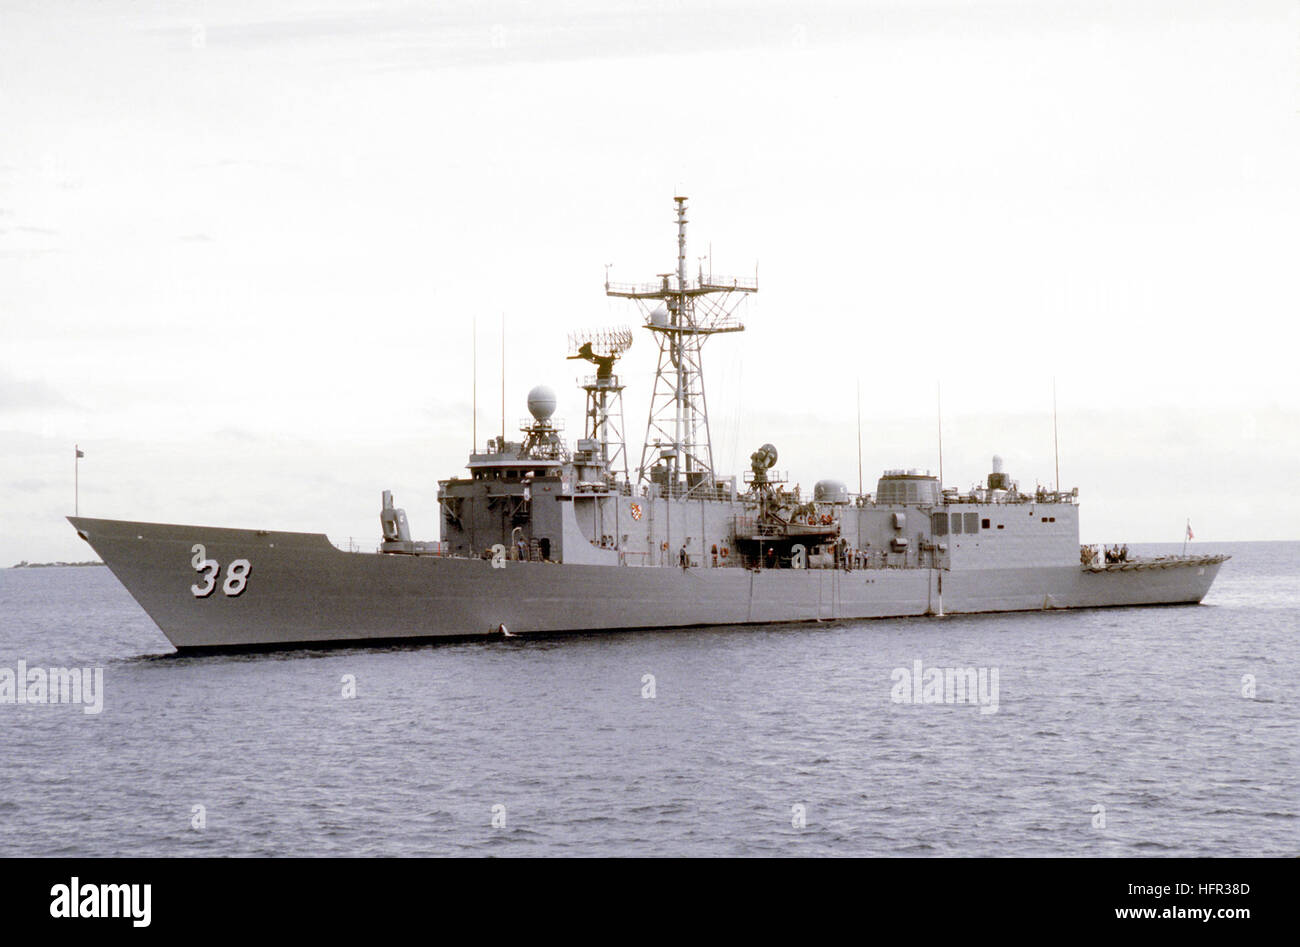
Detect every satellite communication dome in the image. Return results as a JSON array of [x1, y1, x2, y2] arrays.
[[649, 305, 669, 327], [527, 385, 557, 421]]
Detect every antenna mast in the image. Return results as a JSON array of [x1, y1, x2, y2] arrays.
[[1053, 377, 1060, 493], [937, 381, 944, 488], [857, 380, 863, 496], [472, 316, 477, 452], [500, 312, 506, 447], [606, 196, 756, 496]]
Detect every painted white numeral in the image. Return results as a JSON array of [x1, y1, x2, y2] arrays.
[[190, 543, 219, 597], [191, 544, 252, 598], [223, 559, 251, 596], [490, 544, 506, 569]]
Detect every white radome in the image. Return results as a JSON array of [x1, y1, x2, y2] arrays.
[[527, 385, 557, 421]]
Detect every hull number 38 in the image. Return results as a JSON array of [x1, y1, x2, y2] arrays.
[[190, 543, 252, 598]]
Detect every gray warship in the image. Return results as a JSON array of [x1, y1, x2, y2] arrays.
[[70, 197, 1228, 652]]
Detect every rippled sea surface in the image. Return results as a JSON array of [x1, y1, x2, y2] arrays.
[[0, 541, 1295, 857]]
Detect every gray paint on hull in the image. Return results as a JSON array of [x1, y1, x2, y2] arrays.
[[69, 517, 1226, 651]]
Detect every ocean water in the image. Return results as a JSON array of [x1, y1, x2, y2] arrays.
[[0, 541, 1295, 857]]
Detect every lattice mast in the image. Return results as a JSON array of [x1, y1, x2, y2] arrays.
[[568, 326, 634, 482], [605, 196, 756, 495]]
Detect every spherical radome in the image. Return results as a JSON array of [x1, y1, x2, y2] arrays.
[[527, 385, 557, 421]]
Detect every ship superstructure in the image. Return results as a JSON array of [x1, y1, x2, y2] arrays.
[[431, 198, 1087, 577]]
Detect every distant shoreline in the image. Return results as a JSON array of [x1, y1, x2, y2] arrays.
[[9, 561, 105, 569]]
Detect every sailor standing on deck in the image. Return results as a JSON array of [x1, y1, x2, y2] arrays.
[[679, 544, 688, 572]]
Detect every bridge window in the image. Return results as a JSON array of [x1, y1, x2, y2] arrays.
[[951, 513, 963, 534], [932, 512, 948, 536], [981, 518, 991, 529], [963, 513, 978, 533]]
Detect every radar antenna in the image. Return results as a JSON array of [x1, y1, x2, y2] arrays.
[[567, 326, 634, 482], [605, 196, 757, 496]]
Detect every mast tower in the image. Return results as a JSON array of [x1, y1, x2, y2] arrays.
[[568, 326, 634, 482], [605, 196, 756, 496]]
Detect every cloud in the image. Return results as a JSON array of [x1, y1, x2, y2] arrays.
[[6, 478, 48, 494], [213, 427, 263, 442], [0, 371, 73, 412], [0, 220, 60, 255], [0, 248, 60, 258]]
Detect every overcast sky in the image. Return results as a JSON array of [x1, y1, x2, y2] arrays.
[[2, 0, 1298, 564]]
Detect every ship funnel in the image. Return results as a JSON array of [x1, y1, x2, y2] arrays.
[[988, 455, 1010, 491]]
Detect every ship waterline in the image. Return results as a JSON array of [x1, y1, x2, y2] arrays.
[[68, 516, 1227, 652]]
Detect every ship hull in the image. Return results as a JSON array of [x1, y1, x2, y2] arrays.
[[69, 517, 1228, 652]]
